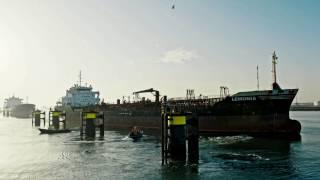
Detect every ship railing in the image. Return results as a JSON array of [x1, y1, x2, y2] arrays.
[[169, 95, 222, 101], [169, 94, 223, 100], [167, 96, 225, 107]]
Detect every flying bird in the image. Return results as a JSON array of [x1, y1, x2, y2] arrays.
[[171, 0, 176, 10]]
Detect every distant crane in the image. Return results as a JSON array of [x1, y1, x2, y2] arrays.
[[133, 88, 160, 103]]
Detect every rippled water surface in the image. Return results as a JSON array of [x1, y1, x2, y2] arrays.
[[0, 111, 319, 179]]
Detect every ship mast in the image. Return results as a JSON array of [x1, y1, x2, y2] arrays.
[[272, 51, 278, 84], [257, 65, 260, 90], [271, 51, 281, 90], [79, 71, 82, 86]]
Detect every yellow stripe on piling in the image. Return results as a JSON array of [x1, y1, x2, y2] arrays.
[[52, 112, 60, 117], [168, 116, 186, 126], [85, 113, 96, 119]]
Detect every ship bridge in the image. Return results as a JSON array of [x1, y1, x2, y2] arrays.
[[61, 72, 100, 108]]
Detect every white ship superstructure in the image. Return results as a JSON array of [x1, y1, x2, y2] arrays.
[[60, 72, 100, 108]]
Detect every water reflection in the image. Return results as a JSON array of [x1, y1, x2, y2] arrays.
[[159, 136, 302, 179], [1, 115, 318, 179], [200, 136, 301, 179], [161, 162, 199, 179]]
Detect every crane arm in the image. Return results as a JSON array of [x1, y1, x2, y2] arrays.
[[133, 88, 157, 95], [132, 88, 160, 103]]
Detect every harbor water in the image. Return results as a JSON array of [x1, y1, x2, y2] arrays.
[[0, 111, 319, 179]]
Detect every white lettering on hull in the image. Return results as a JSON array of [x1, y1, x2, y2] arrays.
[[232, 96, 256, 101]]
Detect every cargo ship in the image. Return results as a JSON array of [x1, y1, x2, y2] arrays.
[[3, 96, 35, 118], [95, 52, 301, 138], [60, 52, 301, 138]]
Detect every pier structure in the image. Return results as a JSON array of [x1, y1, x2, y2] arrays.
[[32, 110, 45, 127], [49, 110, 66, 129], [80, 111, 104, 139], [3, 109, 10, 117], [161, 96, 199, 165]]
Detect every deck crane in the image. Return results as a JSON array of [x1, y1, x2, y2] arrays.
[[133, 88, 160, 103]]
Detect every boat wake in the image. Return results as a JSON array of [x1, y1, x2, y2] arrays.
[[208, 135, 253, 145], [122, 136, 130, 141], [214, 153, 270, 162]]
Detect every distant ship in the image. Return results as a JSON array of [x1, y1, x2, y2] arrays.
[[3, 96, 35, 118]]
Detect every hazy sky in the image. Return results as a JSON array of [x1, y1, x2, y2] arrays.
[[0, 0, 319, 107]]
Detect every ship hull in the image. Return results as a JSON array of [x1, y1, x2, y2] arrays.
[[99, 88, 300, 138], [11, 104, 35, 119], [101, 115, 300, 139]]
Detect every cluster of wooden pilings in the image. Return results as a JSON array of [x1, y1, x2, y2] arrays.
[[32, 110, 66, 129]]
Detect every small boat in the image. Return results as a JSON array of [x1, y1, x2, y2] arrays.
[[39, 128, 71, 134], [129, 132, 143, 140], [129, 126, 143, 140]]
